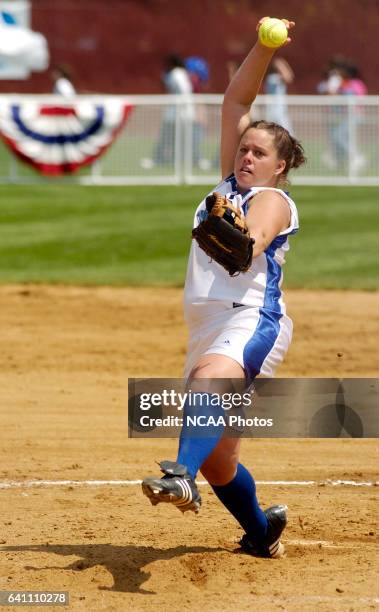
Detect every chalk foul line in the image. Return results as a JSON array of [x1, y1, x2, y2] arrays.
[[0, 478, 377, 489]]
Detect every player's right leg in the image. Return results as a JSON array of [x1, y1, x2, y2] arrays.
[[142, 354, 243, 513], [142, 459, 202, 513], [141, 352, 288, 557]]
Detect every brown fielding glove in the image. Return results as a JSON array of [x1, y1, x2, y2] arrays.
[[192, 192, 254, 276]]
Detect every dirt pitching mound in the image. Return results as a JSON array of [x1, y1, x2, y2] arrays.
[[0, 286, 378, 611]]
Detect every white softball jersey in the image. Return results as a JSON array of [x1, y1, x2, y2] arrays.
[[183, 173, 299, 382]]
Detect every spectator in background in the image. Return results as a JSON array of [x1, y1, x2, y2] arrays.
[[317, 55, 346, 95], [339, 63, 367, 96], [318, 56, 367, 172], [162, 54, 193, 96], [264, 57, 294, 133], [185, 56, 210, 170], [51, 64, 76, 97], [185, 56, 209, 94], [141, 54, 193, 168]]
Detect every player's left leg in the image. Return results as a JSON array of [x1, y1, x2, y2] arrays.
[[201, 436, 269, 544], [201, 437, 286, 558], [142, 351, 287, 557]]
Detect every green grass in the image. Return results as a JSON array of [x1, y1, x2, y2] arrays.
[[284, 186, 379, 289], [0, 184, 378, 289]]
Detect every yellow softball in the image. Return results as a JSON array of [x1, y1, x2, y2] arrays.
[[258, 18, 288, 48]]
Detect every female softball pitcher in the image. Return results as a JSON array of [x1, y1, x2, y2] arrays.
[[142, 17, 306, 559]]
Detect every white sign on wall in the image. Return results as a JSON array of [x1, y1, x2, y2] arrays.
[[0, 0, 49, 79]]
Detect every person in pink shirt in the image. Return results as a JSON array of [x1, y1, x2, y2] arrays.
[[339, 64, 368, 96], [321, 58, 368, 172]]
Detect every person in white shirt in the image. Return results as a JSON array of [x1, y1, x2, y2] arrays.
[[143, 18, 306, 559], [146, 55, 193, 167], [264, 57, 294, 132], [52, 65, 76, 97]]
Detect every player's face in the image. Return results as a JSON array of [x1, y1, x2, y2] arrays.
[[234, 128, 286, 191]]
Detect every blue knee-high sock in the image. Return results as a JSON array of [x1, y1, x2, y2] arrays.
[[177, 392, 225, 479], [211, 463, 268, 541]]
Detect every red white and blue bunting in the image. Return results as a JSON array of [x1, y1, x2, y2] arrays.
[[0, 99, 133, 175]]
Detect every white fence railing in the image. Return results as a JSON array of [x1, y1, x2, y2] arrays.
[[0, 94, 378, 185]]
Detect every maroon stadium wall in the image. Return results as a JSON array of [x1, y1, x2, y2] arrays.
[[1, 0, 378, 94]]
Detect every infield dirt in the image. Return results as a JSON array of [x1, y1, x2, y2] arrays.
[[0, 286, 378, 611]]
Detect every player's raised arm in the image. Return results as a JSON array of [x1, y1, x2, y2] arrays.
[[220, 18, 294, 179]]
